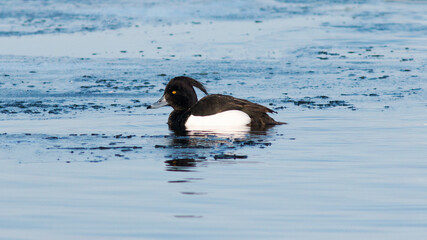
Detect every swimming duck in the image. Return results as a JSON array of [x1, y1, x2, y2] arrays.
[[147, 76, 284, 131]]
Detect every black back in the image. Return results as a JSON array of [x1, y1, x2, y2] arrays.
[[191, 94, 283, 128]]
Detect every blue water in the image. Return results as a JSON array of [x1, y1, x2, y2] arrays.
[[0, 0, 426, 239]]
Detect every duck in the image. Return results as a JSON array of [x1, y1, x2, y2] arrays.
[[147, 76, 285, 131]]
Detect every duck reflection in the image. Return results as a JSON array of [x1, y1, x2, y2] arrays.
[[163, 125, 276, 172], [164, 158, 198, 172]]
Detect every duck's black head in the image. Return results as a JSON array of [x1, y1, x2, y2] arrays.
[[147, 76, 208, 111]]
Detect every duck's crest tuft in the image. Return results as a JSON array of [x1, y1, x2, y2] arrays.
[[172, 76, 208, 95]]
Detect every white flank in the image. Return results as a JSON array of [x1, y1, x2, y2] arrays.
[[185, 110, 251, 131]]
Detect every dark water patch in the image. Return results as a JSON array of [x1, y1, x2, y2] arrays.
[[88, 159, 105, 163], [330, 23, 427, 33], [280, 96, 355, 110], [45, 136, 60, 140], [234, 139, 272, 148], [79, 77, 156, 93], [363, 93, 379, 97], [114, 134, 136, 139], [0, 133, 151, 162], [317, 51, 340, 59], [181, 192, 207, 195], [168, 180, 190, 183], [368, 55, 384, 58], [214, 154, 248, 160], [315, 96, 329, 99], [165, 158, 199, 172], [0, 100, 107, 115], [51, 146, 143, 150], [165, 158, 198, 167], [155, 144, 211, 149], [174, 215, 203, 218], [0, 96, 155, 117]]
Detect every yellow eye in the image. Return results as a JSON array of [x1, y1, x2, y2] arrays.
[[172, 90, 177, 94]]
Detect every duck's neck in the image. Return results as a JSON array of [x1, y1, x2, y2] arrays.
[[168, 109, 191, 129]]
